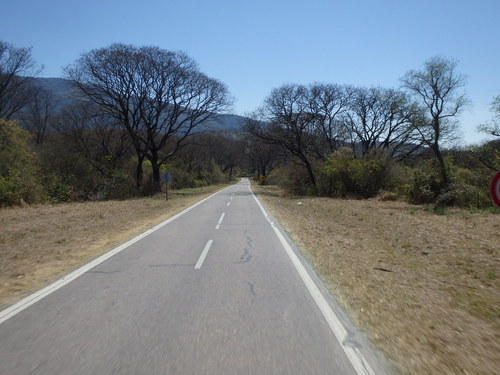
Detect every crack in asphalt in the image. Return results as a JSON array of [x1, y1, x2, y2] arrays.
[[247, 282, 257, 296], [235, 248, 252, 264]]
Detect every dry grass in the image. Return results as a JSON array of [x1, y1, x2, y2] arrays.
[[0, 185, 228, 309], [254, 184, 499, 375]]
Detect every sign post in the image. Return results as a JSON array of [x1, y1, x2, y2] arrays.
[[490, 171, 500, 207], [161, 172, 173, 201]]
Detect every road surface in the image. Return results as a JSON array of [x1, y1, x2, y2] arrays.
[[0, 179, 389, 374]]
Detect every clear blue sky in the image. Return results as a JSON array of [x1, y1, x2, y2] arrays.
[[2, 0, 499, 144]]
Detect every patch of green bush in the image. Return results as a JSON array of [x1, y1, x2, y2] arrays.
[[279, 164, 317, 196], [0, 120, 46, 206], [318, 148, 390, 198], [168, 161, 226, 190], [403, 167, 442, 204]]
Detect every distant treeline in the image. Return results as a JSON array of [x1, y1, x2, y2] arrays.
[[0, 41, 498, 209], [245, 57, 499, 209]]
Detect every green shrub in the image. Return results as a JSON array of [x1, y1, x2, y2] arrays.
[[405, 167, 441, 204], [280, 164, 317, 196], [168, 161, 226, 190], [44, 174, 73, 203], [435, 182, 492, 209], [0, 119, 46, 206], [319, 148, 390, 198]]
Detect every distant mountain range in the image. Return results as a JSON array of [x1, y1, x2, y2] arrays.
[[30, 77, 248, 134]]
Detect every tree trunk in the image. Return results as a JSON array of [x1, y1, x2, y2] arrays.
[[303, 158, 316, 186], [151, 159, 162, 194], [433, 144, 450, 188], [136, 154, 144, 191]]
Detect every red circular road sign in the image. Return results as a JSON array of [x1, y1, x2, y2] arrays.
[[490, 172, 500, 207]]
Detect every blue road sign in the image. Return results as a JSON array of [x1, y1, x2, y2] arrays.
[[161, 172, 173, 183]]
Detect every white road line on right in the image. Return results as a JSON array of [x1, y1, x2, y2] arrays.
[[227, 202, 231, 207], [249, 186, 376, 375]]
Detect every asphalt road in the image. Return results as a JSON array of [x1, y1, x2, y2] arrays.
[[0, 179, 388, 375]]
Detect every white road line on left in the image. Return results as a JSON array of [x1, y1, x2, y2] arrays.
[[0, 184, 236, 325], [215, 212, 225, 230], [194, 240, 213, 269], [227, 202, 231, 207]]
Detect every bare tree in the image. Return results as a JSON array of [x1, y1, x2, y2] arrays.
[[209, 135, 244, 180], [65, 44, 232, 193], [245, 84, 320, 186], [0, 41, 40, 119], [308, 83, 353, 157], [401, 56, 469, 186], [54, 102, 132, 180], [344, 87, 422, 159], [244, 135, 283, 180], [19, 86, 54, 148], [65, 44, 146, 189], [478, 94, 500, 137]]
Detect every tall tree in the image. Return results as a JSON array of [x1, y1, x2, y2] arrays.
[[54, 102, 132, 180], [308, 83, 353, 157], [65, 43, 231, 193], [19, 86, 54, 148], [245, 84, 320, 186], [209, 135, 244, 180], [0, 41, 40, 119], [401, 56, 468, 186], [344, 87, 421, 159], [244, 135, 283, 180]]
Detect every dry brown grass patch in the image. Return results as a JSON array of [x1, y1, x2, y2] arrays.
[[254, 184, 499, 375]]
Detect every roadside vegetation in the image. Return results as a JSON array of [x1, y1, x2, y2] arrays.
[[0, 41, 238, 206]]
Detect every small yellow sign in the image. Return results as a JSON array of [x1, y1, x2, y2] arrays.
[[259, 175, 266, 181]]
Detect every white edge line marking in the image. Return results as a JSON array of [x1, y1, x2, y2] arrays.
[[0, 185, 234, 325], [227, 202, 230, 207], [249, 185, 376, 375], [194, 240, 213, 269]]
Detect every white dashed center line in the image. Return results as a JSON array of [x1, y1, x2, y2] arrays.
[[215, 212, 225, 230], [194, 240, 213, 269]]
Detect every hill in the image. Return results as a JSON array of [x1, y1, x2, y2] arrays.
[[30, 77, 248, 133]]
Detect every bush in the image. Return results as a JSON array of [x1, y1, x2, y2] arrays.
[[401, 156, 496, 208], [404, 167, 441, 204], [319, 148, 391, 199], [168, 161, 226, 190], [435, 182, 491, 209], [44, 173, 73, 203], [280, 164, 317, 196], [0, 120, 45, 206]]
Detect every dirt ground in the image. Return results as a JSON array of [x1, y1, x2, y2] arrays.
[[253, 184, 499, 375], [0, 185, 228, 309]]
